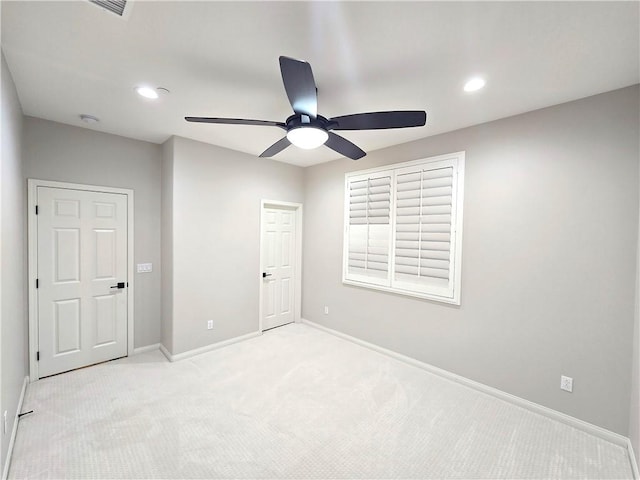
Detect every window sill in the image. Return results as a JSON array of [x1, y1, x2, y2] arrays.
[[342, 278, 460, 306]]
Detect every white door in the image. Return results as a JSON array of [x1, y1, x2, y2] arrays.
[[261, 206, 296, 330], [37, 187, 128, 377]]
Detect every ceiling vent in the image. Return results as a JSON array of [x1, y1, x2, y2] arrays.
[[89, 0, 128, 17]]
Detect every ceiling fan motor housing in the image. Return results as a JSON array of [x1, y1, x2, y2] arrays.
[[284, 114, 335, 133]]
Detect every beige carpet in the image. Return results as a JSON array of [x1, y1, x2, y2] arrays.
[[9, 323, 633, 479]]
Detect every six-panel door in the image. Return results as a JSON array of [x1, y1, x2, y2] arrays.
[[262, 207, 296, 330], [37, 187, 128, 377]]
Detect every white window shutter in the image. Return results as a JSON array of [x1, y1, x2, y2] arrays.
[[392, 162, 457, 299], [345, 174, 391, 285], [343, 152, 464, 304]]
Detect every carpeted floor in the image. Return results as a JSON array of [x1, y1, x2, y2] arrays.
[[9, 323, 633, 479]]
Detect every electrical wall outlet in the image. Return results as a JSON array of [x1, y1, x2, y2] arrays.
[[207, 320, 213, 330], [324, 306, 329, 315], [560, 375, 573, 392]]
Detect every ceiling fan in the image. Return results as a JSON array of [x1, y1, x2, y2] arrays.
[[185, 56, 427, 160]]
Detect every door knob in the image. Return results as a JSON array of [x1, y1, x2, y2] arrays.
[[262, 272, 272, 278], [110, 282, 126, 289]]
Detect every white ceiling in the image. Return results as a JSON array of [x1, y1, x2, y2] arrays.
[[2, 1, 639, 167]]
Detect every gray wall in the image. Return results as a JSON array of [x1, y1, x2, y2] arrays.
[[1, 52, 27, 470], [303, 85, 640, 435], [165, 136, 304, 355], [22, 117, 162, 349], [630, 167, 640, 462], [161, 137, 174, 353]]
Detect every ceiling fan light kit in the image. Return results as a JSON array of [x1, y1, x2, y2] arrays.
[[287, 126, 328, 149], [185, 56, 427, 160]]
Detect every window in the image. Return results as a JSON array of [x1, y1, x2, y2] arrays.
[[343, 152, 465, 304]]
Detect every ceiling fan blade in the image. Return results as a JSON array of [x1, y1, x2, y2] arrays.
[[259, 137, 291, 158], [279, 56, 318, 118], [325, 132, 366, 160], [330, 111, 426, 130], [185, 117, 286, 129]]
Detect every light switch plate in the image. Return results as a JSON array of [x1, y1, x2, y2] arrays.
[[137, 263, 152, 273]]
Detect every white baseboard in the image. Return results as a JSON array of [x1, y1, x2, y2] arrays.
[[133, 343, 160, 355], [159, 331, 261, 362], [302, 319, 631, 450], [628, 438, 640, 480], [2, 376, 29, 480], [159, 343, 172, 362]]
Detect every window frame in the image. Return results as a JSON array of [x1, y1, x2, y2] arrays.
[[342, 151, 465, 305]]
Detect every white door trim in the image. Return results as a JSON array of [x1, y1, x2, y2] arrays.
[[258, 199, 303, 333], [27, 179, 135, 381]]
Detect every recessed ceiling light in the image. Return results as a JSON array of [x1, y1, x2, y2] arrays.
[[79, 114, 99, 124], [464, 77, 486, 92], [135, 86, 159, 99]]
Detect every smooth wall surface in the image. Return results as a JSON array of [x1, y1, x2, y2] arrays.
[[1, 52, 27, 470], [630, 165, 640, 463], [161, 137, 174, 353], [22, 117, 162, 348], [303, 85, 640, 435], [631, 276, 640, 465], [168, 136, 304, 355]]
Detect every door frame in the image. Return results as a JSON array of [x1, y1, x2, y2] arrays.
[[258, 199, 303, 333], [27, 179, 135, 381]]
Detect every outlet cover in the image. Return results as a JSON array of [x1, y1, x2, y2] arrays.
[[560, 375, 573, 392], [207, 320, 213, 330], [324, 306, 329, 315]]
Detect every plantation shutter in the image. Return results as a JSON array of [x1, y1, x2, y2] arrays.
[[393, 162, 457, 298], [345, 173, 391, 285], [343, 151, 464, 304]]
